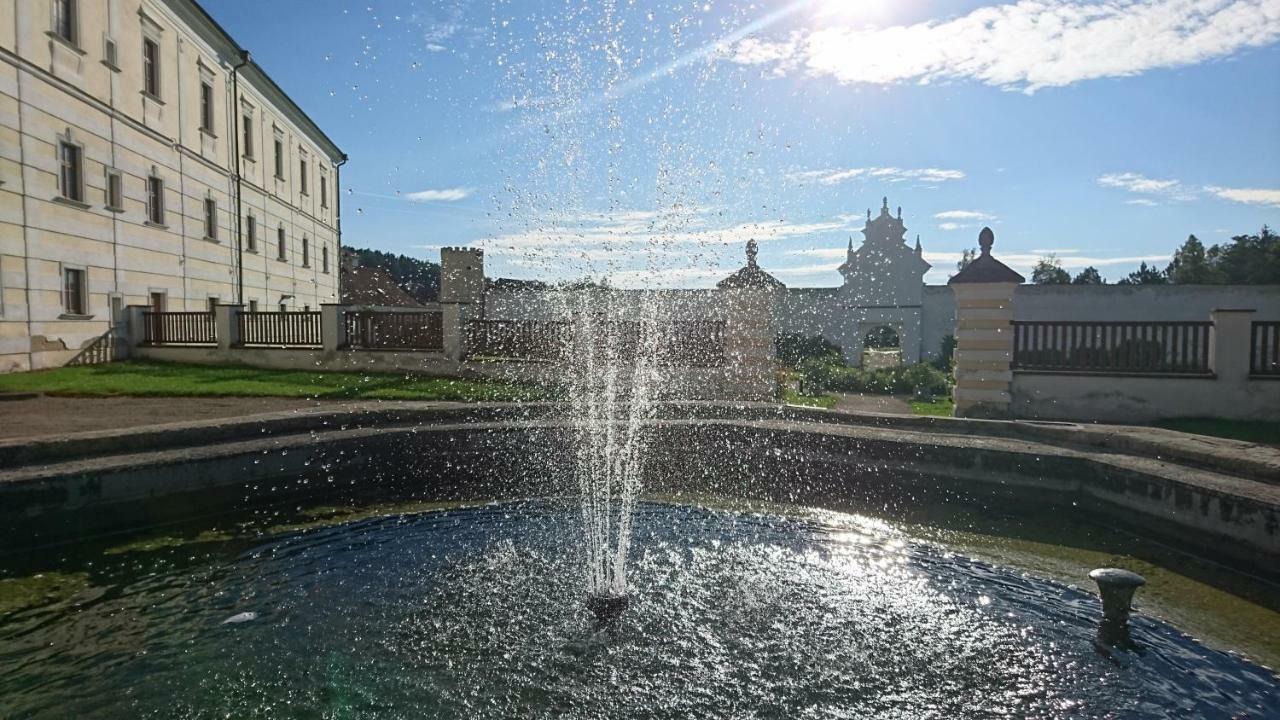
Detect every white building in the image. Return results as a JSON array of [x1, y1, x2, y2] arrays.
[[0, 0, 346, 372]]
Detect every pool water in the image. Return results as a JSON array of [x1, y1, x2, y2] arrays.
[[1, 501, 1276, 718]]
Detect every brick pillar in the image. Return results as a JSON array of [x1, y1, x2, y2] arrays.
[[948, 228, 1025, 418], [1209, 309, 1256, 383], [321, 304, 347, 352], [124, 305, 149, 351]]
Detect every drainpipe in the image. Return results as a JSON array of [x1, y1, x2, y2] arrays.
[[230, 50, 251, 305], [335, 153, 348, 303]]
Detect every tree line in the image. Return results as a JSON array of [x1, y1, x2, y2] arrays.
[[958, 226, 1278, 285]]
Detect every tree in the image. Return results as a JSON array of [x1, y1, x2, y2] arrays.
[[349, 247, 441, 302], [956, 247, 977, 273], [1072, 266, 1105, 284], [1165, 234, 1219, 284], [1031, 255, 1071, 284], [1208, 226, 1280, 285], [1117, 261, 1168, 285]]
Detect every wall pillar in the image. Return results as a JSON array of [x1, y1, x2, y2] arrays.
[[720, 287, 781, 400], [321, 304, 347, 352], [441, 303, 465, 361], [214, 305, 242, 352], [947, 228, 1026, 418], [1209, 308, 1256, 383], [124, 305, 149, 350]]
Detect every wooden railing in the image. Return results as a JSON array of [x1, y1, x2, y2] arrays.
[[65, 328, 117, 366], [238, 311, 322, 347], [143, 311, 216, 345], [465, 318, 727, 367], [466, 320, 572, 361], [344, 310, 444, 350], [1012, 321, 1212, 375], [1251, 322, 1280, 377]]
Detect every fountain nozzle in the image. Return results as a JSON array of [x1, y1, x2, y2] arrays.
[[586, 594, 629, 629], [1089, 568, 1146, 652]]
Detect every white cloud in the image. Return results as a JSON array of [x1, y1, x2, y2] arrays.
[[1125, 198, 1160, 206], [1031, 248, 1081, 254], [787, 166, 966, 186], [1098, 172, 1181, 194], [404, 187, 474, 202], [934, 210, 997, 221], [938, 222, 963, 231], [729, 0, 1280, 93], [1206, 186, 1280, 207]]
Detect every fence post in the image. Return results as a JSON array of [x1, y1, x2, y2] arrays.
[[948, 228, 1024, 418], [321, 304, 347, 352], [1209, 308, 1255, 383], [441, 304, 465, 361], [214, 305, 242, 352]]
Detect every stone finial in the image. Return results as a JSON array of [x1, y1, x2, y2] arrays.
[[897, 206, 902, 219], [915, 234, 922, 254], [847, 235, 854, 252], [746, 238, 758, 268], [979, 226, 995, 256], [867, 208, 871, 221], [882, 196, 889, 213]]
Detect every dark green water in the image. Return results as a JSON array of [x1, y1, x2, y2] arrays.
[[1, 501, 1276, 718]]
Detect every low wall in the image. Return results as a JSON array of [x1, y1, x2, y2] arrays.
[[1010, 373, 1280, 423]]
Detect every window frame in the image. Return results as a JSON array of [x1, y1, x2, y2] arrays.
[[320, 173, 328, 208], [246, 213, 258, 252], [199, 80, 215, 134], [203, 196, 218, 241], [301, 237, 310, 268], [104, 168, 123, 211], [299, 152, 309, 195], [241, 107, 255, 159], [145, 174, 165, 226], [277, 226, 287, 261], [51, 0, 78, 47], [57, 138, 84, 203], [142, 36, 161, 100], [322, 245, 329, 274], [273, 135, 285, 179], [62, 265, 89, 318]]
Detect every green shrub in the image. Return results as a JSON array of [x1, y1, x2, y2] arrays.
[[798, 359, 951, 398], [776, 333, 843, 368]]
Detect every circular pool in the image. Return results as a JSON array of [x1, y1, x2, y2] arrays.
[[1, 501, 1276, 718]]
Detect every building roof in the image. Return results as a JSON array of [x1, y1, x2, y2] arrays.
[[718, 239, 786, 290], [341, 258, 423, 306], [949, 227, 1026, 284], [163, 0, 345, 162]]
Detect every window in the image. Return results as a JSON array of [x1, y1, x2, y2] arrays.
[[63, 267, 86, 316], [203, 197, 217, 240], [246, 214, 257, 252], [322, 246, 329, 273], [299, 156, 308, 194], [207, 297, 219, 312], [277, 227, 287, 261], [58, 141, 83, 202], [278, 301, 288, 312], [105, 169, 122, 210], [273, 137, 284, 178], [302, 237, 310, 267], [248, 299, 259, 313], [142, 37, 161, 98], [241, 111, 254, 158], [146, 175, 164, 224], [53, 0, 77, 45], [200, 81, 214, 132], [320, 175, 328, 208], [103, 36, 118, 68]]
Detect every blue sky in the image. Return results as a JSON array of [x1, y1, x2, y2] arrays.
[[204, 0, 1280, 286]]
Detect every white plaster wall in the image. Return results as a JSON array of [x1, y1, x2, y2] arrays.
[[1010, 374, 1280, 423]]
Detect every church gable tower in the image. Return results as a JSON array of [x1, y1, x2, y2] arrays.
[[837, 197, 932, 308]]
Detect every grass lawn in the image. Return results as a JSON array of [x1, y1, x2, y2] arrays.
[[910, 397, 954, 417], [1153, 418, 1280, 446], [0, 361, 542, 402]]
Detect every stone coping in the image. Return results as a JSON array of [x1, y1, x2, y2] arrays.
[[1, 401, 1276, 484]]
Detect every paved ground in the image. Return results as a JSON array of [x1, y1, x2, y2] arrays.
[[831, 392, 912, 415], [0, 396, 331, 439]]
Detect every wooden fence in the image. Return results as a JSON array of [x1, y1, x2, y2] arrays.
[[1012, 321, 1212, 375], [238, 311, 322, 347], [143, 311, 216, 345], [466, 319, 571, 361], [1251, 321, 1280, 377], [344, 311, 444, 350]]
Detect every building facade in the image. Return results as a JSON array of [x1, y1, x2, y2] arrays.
[[0, 0, 346, 372]]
